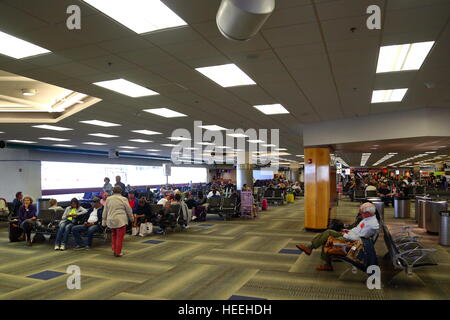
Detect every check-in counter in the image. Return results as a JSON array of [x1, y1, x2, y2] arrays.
[[425, 201, 448, 234]]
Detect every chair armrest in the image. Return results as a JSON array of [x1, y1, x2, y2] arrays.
[[394, 235, 421, 243], [396, 241, 423, 250]]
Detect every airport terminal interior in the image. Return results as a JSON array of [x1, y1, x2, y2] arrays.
[[0, 0, 449, 301]]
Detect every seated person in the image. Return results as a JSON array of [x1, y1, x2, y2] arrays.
[[55, 198, 88, 251], [207, 188, 221, 199], [18, 196, 37, 246], [157, 195, 169, 206], [127, 192, 138, 213], [377, 183, 394, 207], [170, 194, 191, 228], [365, 182, 377, 193], [0, 197, 10, 218], [71, 199, 103, 250], [132, 197, 151, 236], [100, 192, 108, 206], [48, 199, 64, 211], [11, 191, 23, 217], [295, 203, 379, 271]]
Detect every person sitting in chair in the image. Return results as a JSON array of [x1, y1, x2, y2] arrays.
[[71, 198, 104, 250], [295, 202, 379, 271]]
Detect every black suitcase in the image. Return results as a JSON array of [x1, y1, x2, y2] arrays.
[[9, 221, 23, 242]]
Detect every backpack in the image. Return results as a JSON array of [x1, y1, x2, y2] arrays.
[[9, 221, 23, 242]]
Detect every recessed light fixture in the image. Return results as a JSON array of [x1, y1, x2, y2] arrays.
[[227, 133, 249, 138], [118, 146, 138, 149], [21, 89, 37, 96], [82, 0, 187, 34], [371, 89, 408, 103], [131, 130, 162, 136], [39, 137, 69, 142], [7, 139, 36, 144], [262, 144, 276, 147], [296, 154, 304, 157], [129, 139, 152, 143], [168, 137, 191, 141], [53, 144, 76, 148], [80, 120, 121, 127], [143, 108, 187, 118], [161, 144, 178, 147], [376, 41, 435, 73], [82, 142, 107, 146], [360, 153, 371, 166], [185, 147, 199, 150], [195, 64, 256, 87], [248, 140, 265, 143], [119, 150, 134, 153], [0, 30, 51, 59], [254, 104, 289, 115], [146, 149, 161, 152], [275, 148, 287, 151], [198, 125, 227, 131], [93, 79, 159, 97], [89, 133, 119, 138], [32, 125, 73, 131], [216, 146, 230, 149]]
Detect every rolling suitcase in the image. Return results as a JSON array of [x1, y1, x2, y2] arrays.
[[9, 221, 23, 242], [262, 199, 268, 211]]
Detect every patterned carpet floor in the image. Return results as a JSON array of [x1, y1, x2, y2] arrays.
[[0, 198, 449, 300]]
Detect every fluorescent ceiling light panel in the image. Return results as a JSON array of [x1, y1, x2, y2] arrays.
[[129, 139, 152, 143], [425, 151, 436, 154], [254, 104, 289, 115], [248, 140, 265, 143], [93, 79, 158, 97], [196, 142, 215, 146], [371, 89, 408, 103], [262, 144, 276, 147], [32, 125, 73, 131], [53, 144, 76, 148], [82, 0, 187, 34], [360, 153, 371, 166], [80, 120, 121, 127], [376, 41, 435, 73], [143, 108, 187, 118], [161, 144, 177, 147], [198, 125, 227, 131], [7, 139, 36, 144], [168, 137, 191, 141], [89, 133, 119, 138], [118, 146, 138, 149], [39, 137, 69, 142], [82, 142, 107, 146], [0, 30, 50, 59], [119, 150, 134, 153], [216, 146, 230, 149], [195, 64, 256, 87], [146, 149, 161, 152], [132, 130, 162, 135], [227, 133, 248, 138], [275, 148, 287, 151]]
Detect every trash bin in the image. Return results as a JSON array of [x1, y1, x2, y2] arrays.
[[419, 199, 430, 228], [440, 211, 450, 246], [394, 197, 410, 218], [415, 196, 431, 223], [425, 201, 448, 234], [367, 198, 384, 221]]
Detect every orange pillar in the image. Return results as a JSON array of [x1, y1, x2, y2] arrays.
[[304, 147, 334, 230]]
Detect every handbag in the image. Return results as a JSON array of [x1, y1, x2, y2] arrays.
[[139, 222, 153, 236], [324, 236, 355, 256], [345, 240, 365, 264]]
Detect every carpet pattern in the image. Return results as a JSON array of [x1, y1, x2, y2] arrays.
[[0, 198, 449, 300]]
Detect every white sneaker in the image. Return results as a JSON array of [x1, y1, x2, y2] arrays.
[[60, 244, 66, 251], [138, 233, 144, 237], [54, 245, 60, 251]]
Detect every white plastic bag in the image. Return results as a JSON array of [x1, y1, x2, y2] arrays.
[[139, 222, 153, 236]]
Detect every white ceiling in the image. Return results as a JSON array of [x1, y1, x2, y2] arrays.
[[0, 0, 449, 167]]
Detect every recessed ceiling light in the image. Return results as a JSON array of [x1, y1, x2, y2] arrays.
[[216, 146, 230, 149], [119, 150, 134, 153], [118, 146, 138, 149], [32, 125, 73, 131], [227, 133, 249, 138], [129, 139, 152, 143], [83, 142, 107, 146], [275, 148, 287, 151], [425, 151, 436, 154], [146, 149, 161, 152], [80, 120, 121, 127], [0, 30, 50, 59], [371, 89, 408, 103], [93, 79, 159, 97], [148, 153, 161, 156], [39, 137, 69, 142], [262, 144, 276, 147], [89, 133, 119, 138], [248, 140, 265, 143], [21, 89, 37, 96], [53, 144, 76, 148], [185, 147, 199, 150], [82, 0, 187, 34], [168, 136, 191, 141], [131, 130, 162, 136], [296, 154, 304, 157], [376, 41, 435, 73], [143, 108, 187, 118], [161, 144, 178, 147], [198, 125, 227, 131], [195, 64, 256, 87], [196, 142, 215, 146], [7, 139, 36, 144], [254, 104, 289, 115], [360, 153, 371, 166]]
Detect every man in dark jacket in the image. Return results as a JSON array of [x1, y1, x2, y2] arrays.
[[71, 199, 103, 250]]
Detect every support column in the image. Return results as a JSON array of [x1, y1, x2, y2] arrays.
[[236, 152, 253, 190], [304, 147, 335, 230], [289, 163, 300, 182]]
